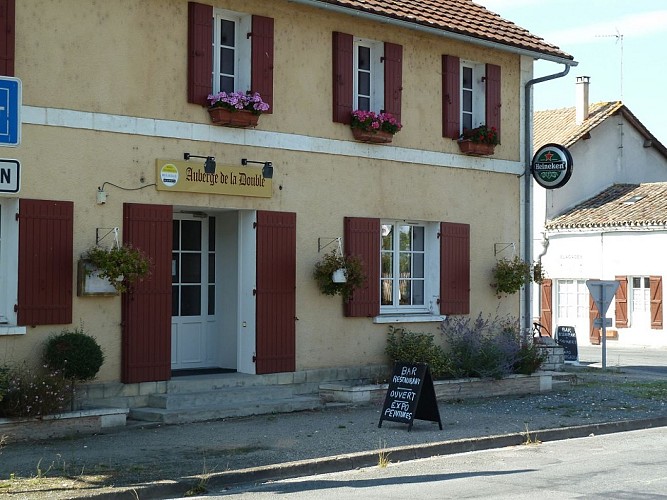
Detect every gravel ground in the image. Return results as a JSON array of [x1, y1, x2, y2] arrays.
[[1, 367, 666, 499]]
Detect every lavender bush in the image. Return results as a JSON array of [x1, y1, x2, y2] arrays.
[[0, 363, 71, 418]]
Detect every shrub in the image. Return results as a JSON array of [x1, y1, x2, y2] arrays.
[[490, 256, 532, 297], [313, 250, 366, 302], [385, 326, 451, 379], [0, 363, 71, 418], [441, 314, 542, 379], [43, 327, 105, 382]]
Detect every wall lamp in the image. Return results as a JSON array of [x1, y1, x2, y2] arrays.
[[184, 153, 216, 174], [241, 158, 273, 179]]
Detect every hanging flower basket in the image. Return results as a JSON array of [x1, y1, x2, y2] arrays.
[[208, 108, 260, 128], [351, 128, 394, 144], [457, 139, 495, 156]]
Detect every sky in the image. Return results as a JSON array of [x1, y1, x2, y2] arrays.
[[475, 0, 667, 143]]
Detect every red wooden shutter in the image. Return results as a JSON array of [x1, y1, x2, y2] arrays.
[[650, 275, 663, 330], [614, 275, 628, 328], [0, 0, 15, 76], [344, 217, 380, 317], [332, 31, 353, 124], [442, 55, 460, 139], [187, 2, 213, 105], [589, 293, 601, 345], [539, 279, 553, 336], [121, 203, 172, 383], [439, 222, 470, 315], [383, 42, 402, 123], [485, 63, 501, 141], [251, 15, 274, 114], [17, 199, 73, 325], [255, 211, 296, 374]]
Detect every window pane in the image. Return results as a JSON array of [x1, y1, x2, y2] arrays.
[[172, 253, 179, 282], [412, 227, 424, 251], [462, 66, 472, 90], [462, 113, 473, 131], [463, 90, 472, 113], [220, 19, 235, 46], [357, 46, 370, 70], [181, 254, 201, 283], [413, 280, 424, 305], [644, 277, 651, 288], [381, 253, 393, 277], [399, 225, 411, 251], [221, 47, 235, 75], [208, 285, 215, 315], [181, 221, 201, 251], [220, 76, 235, 93], [381, 225, 394, 250], [180, 285, 201, 316], [399, 254, 411, 275], [172, 286, 179, 315], [208, 253, 215, 282], [172, 221, 180, 250], [399, 280, 410, 305], [357, 96, 370, 111], [413, 253, 424, 278], [208, 217, 216, 251], [381, 279, 392, 305], [633, 277, 641, 288], [358, 72, 370, 96]]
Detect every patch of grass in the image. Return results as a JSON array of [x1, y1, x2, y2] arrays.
[[621, 381, 667, 400], [377, 440, 391, 468], [522, 425, 541, 445], [184, 460, 214, 497]]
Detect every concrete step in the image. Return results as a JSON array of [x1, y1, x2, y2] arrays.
[[147, 385, 297, 410], [129, 394, 323, 424]]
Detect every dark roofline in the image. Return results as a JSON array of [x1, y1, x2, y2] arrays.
[[616, 106, 667, 159]]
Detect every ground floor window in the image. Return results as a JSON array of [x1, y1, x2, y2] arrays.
[[630, 276, 651, 327]]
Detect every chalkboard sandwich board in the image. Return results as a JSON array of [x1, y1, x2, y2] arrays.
[[378, 362, 443, 431], [556, 325, 579, 362]]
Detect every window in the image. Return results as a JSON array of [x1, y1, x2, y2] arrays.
[[212, 10, 251, 94], [460, 60, 486, 132], [354, 38, 384, 112], [188, 3, 273, 111], [630, 276, 651, 327], [442, 55, 501, 140], [344, 218, 469, 318], [332, 32, 402, 125]]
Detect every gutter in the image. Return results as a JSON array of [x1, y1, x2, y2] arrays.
[[289, 0, 574, 65], [522, 63, 576, 334]]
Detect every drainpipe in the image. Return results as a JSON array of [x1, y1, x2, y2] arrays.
[[523, 64, 574, 335]]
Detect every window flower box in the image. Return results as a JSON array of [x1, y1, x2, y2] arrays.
[[207, 91, 269, 129], [457, 140, 495, 156], [350, 110, 401, 145], [458, 124, 499, 156]]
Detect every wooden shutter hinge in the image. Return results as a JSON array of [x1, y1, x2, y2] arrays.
[[253, 289, 257, 296], [253, 222, 257, 229], [14, 304, 18, 312]]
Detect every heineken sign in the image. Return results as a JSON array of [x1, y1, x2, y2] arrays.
[[531, 143, 573, 189]]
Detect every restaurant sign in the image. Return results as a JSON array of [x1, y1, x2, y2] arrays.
[[531, 143, 573, 189], [155, 159, 272, 198]]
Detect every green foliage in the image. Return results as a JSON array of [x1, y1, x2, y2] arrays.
[[43, 326, 105, 382], [385, 326, 451, 379], [442, 314, 543, 379], [513, 344, 547, 375], [313, 250, 366, 302], [0, 363, 71, 418], [491, 256, 532, 297], [84, 244, 151, 292]]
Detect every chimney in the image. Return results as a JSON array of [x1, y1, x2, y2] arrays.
[[576, 76, 590, 125]]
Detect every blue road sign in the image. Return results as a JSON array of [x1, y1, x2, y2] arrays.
[[0, 77, 22, 147]]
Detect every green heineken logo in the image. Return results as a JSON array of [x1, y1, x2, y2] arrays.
[[531, 144, 573, 189]]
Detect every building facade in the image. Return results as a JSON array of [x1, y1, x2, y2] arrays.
[[1, 0, 572, 396]]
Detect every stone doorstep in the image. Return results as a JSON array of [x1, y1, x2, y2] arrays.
[[320, 373, 553, 404], [0, 408, 129, 442]]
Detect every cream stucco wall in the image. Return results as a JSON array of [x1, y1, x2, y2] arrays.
[[3, 0, 528, 382]]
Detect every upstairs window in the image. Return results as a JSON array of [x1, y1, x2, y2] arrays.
[[332, 32, 402, 125], [354, 38, 384, 112], [442, 55, 501, 141], [188, 2, 273, 112]]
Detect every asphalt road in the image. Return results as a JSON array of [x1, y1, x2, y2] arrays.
[[578, 343, 667, 375], [202, 426, 667, 499]]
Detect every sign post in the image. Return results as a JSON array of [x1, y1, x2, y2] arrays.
[[0, 76, 22, 147], [586, 280, 620, 368]]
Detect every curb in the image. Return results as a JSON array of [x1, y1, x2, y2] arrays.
[[83, 416, 667, 499]]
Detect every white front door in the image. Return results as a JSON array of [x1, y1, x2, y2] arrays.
[[630, 276, 651, 329], [555, 279, 588, 340], [171, 215, 218, 370]]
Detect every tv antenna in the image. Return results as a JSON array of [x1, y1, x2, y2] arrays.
[[595, 28, 624, 101]]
